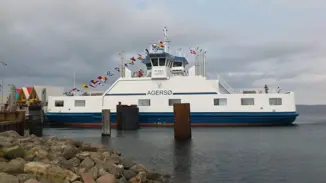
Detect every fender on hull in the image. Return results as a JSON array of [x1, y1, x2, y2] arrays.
[[46, 112, 299, 127]]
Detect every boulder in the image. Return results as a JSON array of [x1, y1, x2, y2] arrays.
[[81, 173, 96, 183], [16, 174, 36, 183], [80, 157, 95, 170], [0, 172, 19, 183], [65, 170, 80, 182], [76, 152, 91, 160], [62, 145, 78, 159], [120, 157, 136, 169], [2, 146, 25, 160], [130, 164, 148, 173], [96, 173, 115, 183], [24, 179, 40, 183], [123, 169, 137, 180]]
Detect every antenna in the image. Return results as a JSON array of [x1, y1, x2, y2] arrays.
[[163, 26, 169, 53]]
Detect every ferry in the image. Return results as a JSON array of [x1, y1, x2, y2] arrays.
[[46, 27, 299, 127]]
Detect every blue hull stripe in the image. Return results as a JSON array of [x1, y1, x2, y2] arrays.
[[46, 112, 299, 125], [105, 92, 218, 96], [106, 93, 146, 96], [173, 92, 218, 95]]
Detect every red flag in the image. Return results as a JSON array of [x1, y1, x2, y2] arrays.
[[190, 49, 196, 54]]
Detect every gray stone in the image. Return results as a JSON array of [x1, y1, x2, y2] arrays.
[[120, 157, 136, 169], [118, 177, 128, 183], [87, 165, 99, 180], [147, 170, 162, 181], [76, 151, 91, 160], [130, 164, 148, 173], [123, 169, 137, 180], [16, 174, 35, 183], [2, 146, 25, 160], [0, 158, 25, 174], [24, 179, 40, 183], [62, 145, 78, 159], [0, 172, 19, 183], [80, 157, 95, 170], [68, 157, 81, 167]]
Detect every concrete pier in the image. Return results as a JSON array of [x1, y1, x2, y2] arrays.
[[101, 109, 111, 136], [173, 103, 192, 141]]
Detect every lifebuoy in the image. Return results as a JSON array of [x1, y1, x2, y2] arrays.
[[258, 90, 262, 94]]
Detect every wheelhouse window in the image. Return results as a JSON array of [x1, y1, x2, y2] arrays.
[[269, 98, 282, 105], [159, 58, 166, 66], [168, 60, 173, 68], [169, 99, 181, 106], [241, 98, 254, 105], [75, 100, 86, 107], [138, 99, 150, 106], [151, 58, 158, 66], [146, 63, 152, 70], [173, 62, 182, 67], [55, 100, 64, 107], [214, 98, 227, 106]]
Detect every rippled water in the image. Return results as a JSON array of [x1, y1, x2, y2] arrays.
[[43, 106, 326, 183]]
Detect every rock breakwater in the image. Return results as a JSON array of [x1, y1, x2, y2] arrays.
[[0, 130, 170, 183]]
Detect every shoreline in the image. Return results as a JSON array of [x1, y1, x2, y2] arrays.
[[0, 130, 170, 183]]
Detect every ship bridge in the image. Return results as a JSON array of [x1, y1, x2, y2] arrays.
[[141, 52, 189, 79]]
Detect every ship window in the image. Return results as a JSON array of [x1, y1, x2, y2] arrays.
[[168, 60, 172, 68], [269, 98, 282, 105], [146, 63, 152, 70], [138, 99, 150, 106], [75, 100, 86, 107], [169, 99, 181, 106], [214, 98, 227, 106], [55, 100, 64, 107], [241, 98, 254, 105], [173, 62, 182, 67], [159, 58, 166, 66], [151, 58, 158, 66]]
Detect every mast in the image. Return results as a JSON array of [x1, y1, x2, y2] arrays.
[[203, 50, 207, 77], [119, 51, 125, 78], [163, 27, 169, 53]]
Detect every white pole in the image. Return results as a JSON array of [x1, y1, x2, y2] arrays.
[[203, 50, 207, 77], [0, 60, 8, 106]]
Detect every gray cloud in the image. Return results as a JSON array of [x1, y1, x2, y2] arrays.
[[0, 0, 326, 104]]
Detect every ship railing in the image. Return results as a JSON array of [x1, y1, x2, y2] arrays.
[[217, 73, 235, 94], [234, 88, 287, 94]]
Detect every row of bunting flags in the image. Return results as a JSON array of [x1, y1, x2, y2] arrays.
[[69, 40, 197, 92]]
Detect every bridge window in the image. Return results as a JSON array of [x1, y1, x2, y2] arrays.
[[151, 58, 158, 66], [55, 100, 64, 107], [169, 99, 181, 106], [241, 98, 254, 105], [168, 60, 173, 68], [173, 62, 182, 67], [269, 98, 282, 105], [159, 58, 166, 66], [146, 63, 152, 70], [75, 100, 86, 107], [214, 98, 227, 106], [138, 99, 150, 106]]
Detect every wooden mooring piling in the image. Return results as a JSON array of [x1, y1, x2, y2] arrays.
[[173, 103, 192, 141]]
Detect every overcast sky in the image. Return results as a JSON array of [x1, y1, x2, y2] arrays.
[[0, 0, 326, 104]]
